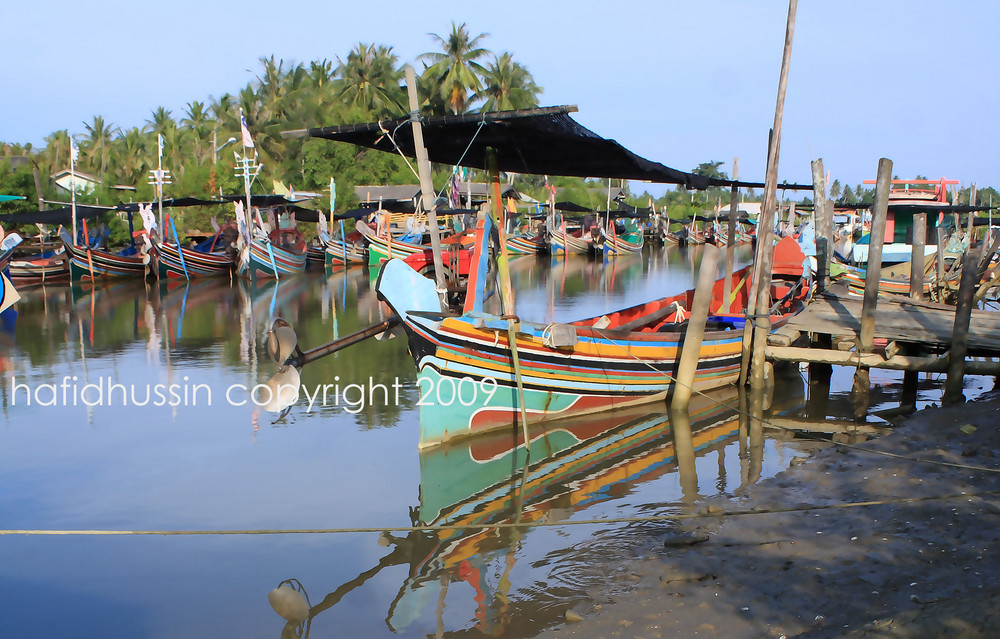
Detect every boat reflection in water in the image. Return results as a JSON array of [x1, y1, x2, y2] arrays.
[[267, 386, 751, 638]]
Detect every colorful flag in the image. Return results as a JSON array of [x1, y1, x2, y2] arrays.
[[240, 111, 255, 148]]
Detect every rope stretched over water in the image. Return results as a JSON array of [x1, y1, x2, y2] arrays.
[[3, 489, 997, 536]]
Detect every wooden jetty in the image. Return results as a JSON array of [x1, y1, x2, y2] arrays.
[[766, 289, 1000, 375]]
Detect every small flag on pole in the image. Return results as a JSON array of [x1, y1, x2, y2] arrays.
[[70, 139, 79, 164], [240, 111, 255, 149], [158, 134, 164, 160]]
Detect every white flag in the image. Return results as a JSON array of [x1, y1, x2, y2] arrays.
[[70, 139, 79, 164], [158, 134, 164, 159], [240, 112, 254, 149]]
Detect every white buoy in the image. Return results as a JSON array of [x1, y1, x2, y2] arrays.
[[267, 585, 309, 623]]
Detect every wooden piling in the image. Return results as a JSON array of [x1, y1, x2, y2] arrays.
[[721, 184, 738, 313], [811, 159, 832, 293], [935, 226, 946, 301], [669, 408, 699, 503], [909, 212, 926, 300], [853, 158, 892, 413], [405, 66, 447, 306], [745, 0, 798, 389], [859, 158, 892, 353], [807, 159, 833, 382], [944, 243, 983, 405], [671, 245, 722, 410]]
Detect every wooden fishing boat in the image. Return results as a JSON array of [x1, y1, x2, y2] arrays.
[[7, 251, 69, 284], [155, 240, 234, 279], [831, 256, 936, 297], [504, 233, 546, 255], [356, 219, 426, 266], [548, 225, 592, 255], [154, 224, 237, 279], [324, 231, 368, 266], [324, 233, 368, 266], [59, 228, 150, 281], [600, 221, 644, 257], [376, 216, 808, 448], [239, 229, 307, 279]]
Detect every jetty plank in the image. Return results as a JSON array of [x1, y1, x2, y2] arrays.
[[785, 292, 1000, 354]]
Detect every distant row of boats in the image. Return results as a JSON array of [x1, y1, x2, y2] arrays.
[[0, 201, 670, 289]]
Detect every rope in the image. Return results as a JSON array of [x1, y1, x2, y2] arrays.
[[4, 489, 995, 536]]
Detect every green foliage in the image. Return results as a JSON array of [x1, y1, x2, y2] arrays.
[[0, 159, 39, 213]]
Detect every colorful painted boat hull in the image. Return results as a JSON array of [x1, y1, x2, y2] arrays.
[[547, 229, 591, 255], [356, 220, 425, 266], [239, 238, 306, 279], [504, 234, 545, 255], [324, 240, 368, 266], [60, 232, 150, 281], [601, 228, 644, 257], [375, 257, 781, 448], [7, 255, 69, 284], [154, 241, 233, 279]]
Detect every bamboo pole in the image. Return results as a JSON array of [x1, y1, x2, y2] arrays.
[[747, 0, 798, 389], [671, 245, 721, 410], [405, 66, 447, 308]]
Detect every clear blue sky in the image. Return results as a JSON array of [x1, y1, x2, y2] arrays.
[[5, 0, 998, 196]]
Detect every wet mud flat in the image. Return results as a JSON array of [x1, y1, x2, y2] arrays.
[[541, 391, 1000, 638]]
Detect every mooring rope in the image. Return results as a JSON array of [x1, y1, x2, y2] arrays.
[[2, 489, 997, 537]]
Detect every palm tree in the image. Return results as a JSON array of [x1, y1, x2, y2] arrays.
[[181, 101, 212, 165], [334, 43, 405, 117], [476, 52, 541, 112], [111, 127, 149, 188], [145, 107, 185, 175], [42, 130, 72, 172], [420, 22, 490, 114], [82, 115, 115, 182]]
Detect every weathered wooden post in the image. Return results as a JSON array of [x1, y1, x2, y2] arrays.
[[671, 245, 721, 411], [966, 184, 977, 244], [721, 183, 739, 312], [854, 158, 892, 411], [809, 160, 835, 382], [901, 209, 928, 406], [669, 408, 699, 503], [935, 225, 946, 301], [910, 212, 927, 300], [743, 0, 798, 389], [944, 242, 983, 405], [811, 159, 832, 293], [405, 66, 447, 307]]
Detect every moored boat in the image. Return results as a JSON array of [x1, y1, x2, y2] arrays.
[[376, 216, 808, 448], [60, 228, 151, 281], [600, 219, 644, 257]]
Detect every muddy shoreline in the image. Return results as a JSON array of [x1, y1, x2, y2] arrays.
[[540, 391, 1000, 638]]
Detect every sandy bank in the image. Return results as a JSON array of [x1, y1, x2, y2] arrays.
[[540, 392, 1000, 638]]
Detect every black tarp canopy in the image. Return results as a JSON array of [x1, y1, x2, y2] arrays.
[[1, 197, 229, 225], [293, 106, 813, 191], [0, 205, 110, 225]]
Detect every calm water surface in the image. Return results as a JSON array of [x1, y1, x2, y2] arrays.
[[0, 245, 986, 638]]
